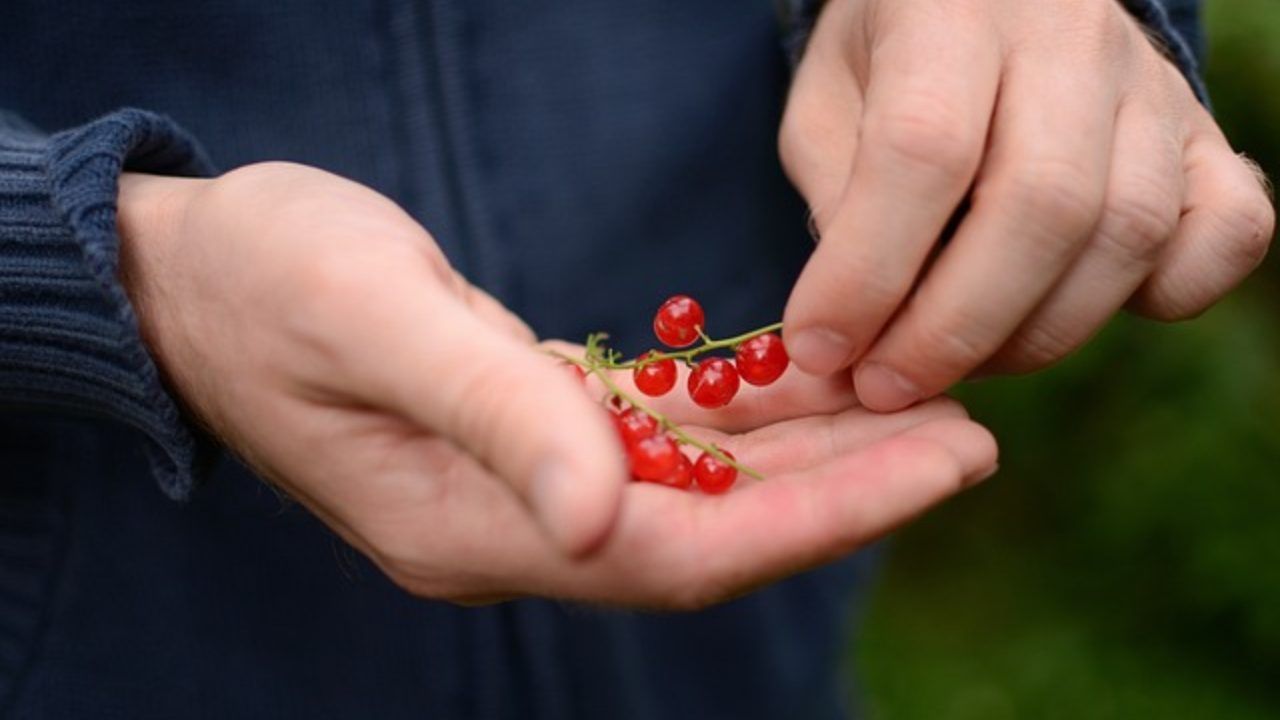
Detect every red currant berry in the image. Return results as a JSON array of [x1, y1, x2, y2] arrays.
[[693, 449, 738, 494], [651, 452, 694, 490], [734, 333, 789, 386], [687, 357, 740, 409], [629, 434, 680, 481], [633, 352, 677, 397], [653, 295, 705, 348], [615, 408, 659, 448]]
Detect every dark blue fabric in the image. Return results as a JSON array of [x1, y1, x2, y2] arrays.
[[0, 2, 869, 718], [0, 1, 1203, 718]]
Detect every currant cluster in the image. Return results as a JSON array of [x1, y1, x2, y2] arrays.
[[560, 295, 790, 495], [613, 406, 739, 494], [635, 295, 790, 408]]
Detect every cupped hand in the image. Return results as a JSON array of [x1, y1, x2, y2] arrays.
[[116, 162, 996, 609], [780, 0, 1275, 411], [118, 162, 625, 556]]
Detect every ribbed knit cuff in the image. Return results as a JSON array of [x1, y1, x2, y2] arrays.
[[774, 0, 1209, 106], [0, 108, 216, 500]]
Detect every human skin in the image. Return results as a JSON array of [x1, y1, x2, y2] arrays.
[[781, 0, 1275, 411], [115, 163, 997, 608]]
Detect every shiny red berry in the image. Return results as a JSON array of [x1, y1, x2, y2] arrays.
[[615, 408, 658, 448], [734, 333, 789, 386], [693, 449, 738, 494], [653, 295, 705, 348], [629, 435, 680, 481], [687, 357, 740, 409], [633, 352, 677, 397], [651, 452, 694, 490]]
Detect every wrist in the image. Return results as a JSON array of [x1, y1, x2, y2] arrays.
[[117, 172, 200, 254], [116, 172, 213, 417], [117, 171, 203, 323]]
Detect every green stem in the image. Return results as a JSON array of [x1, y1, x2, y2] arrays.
[[608, 321, 784, 370]]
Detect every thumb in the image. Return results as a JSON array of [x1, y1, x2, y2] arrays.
[[356, 282, 628, 557]]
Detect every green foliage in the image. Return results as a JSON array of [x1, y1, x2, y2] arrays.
[[857, 2, 1280, 716]]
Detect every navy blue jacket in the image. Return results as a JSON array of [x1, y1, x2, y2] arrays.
[[0, 1, 1204, 717]]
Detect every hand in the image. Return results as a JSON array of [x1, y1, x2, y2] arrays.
[[118, 162, 625, 556], [779, 0, 1275, 411], [116, 162, 997, 608]]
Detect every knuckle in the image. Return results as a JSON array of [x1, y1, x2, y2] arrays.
[[994, 161, 1104, 239], [1096, 189, 1179, 266], [833, 251, 910, 310], [912, 310, 994, 373], [777, 101, 854, 220], [1020, 168, 1101, 227], [446, 360, 520, 460], [872, 96, 982, 178], [1004, 322, 1078, 371], [1050, 0, 1130, 56]]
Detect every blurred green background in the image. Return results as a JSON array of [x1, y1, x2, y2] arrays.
[[855, 2, 1280, 717]]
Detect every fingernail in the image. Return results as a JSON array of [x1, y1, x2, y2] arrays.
[[788, 327, 855, 374], [855, 362, 921, 411], [529, 459, 578, 552]]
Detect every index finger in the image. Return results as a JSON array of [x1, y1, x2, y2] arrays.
[[783, 2, 1001, 375]]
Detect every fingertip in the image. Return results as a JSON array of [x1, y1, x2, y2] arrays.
[[897, 418, 998, 487], [467, 345, 630, 559], [529, 449, 627, 557], [527, 371, 630, 557], [854, 362, 922, 412], [784, 326, 856, 375]]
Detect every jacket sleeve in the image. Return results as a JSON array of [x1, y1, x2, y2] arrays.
[[0, 108, 216, 500], [775, 0, 1208, 104]]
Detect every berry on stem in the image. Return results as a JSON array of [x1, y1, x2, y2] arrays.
[[694, 449, 738, 494], [629, 435, 680, 481], [688, 357, 740, 409], [651, 453, 693, 490], [550, 308, 777, 487], [615, 407, 659, 448], [653, 295, 705, 348], [633, 351, 677, 397], [735, 333, 789, 386]]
